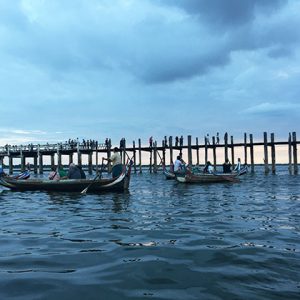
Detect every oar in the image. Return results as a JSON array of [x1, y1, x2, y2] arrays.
[[81, 158, 105, 194]]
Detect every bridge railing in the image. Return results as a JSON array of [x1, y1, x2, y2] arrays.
[[0, 142, 107, 154]]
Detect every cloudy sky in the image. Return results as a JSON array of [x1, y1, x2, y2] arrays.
[[0, 0, 299, 146]]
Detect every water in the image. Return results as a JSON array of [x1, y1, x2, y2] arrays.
[[0, 166, 299, 300]]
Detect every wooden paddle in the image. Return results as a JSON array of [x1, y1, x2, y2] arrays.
[[81, 158, 105, 194]]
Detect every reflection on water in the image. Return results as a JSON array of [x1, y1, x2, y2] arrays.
[[0, 166, 299, 300]]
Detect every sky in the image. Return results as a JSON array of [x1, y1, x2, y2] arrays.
[[0, 0, 300, 147]]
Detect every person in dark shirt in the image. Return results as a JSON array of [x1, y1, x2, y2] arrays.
[[223, 158, 232, 173], [78, 166, 86, 179], [68, 163, 81, 179]]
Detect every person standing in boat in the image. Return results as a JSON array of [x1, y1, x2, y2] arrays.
[[234, 158, 241, 172], [222, 158, 232, 173], [103, 147, 123, 178]]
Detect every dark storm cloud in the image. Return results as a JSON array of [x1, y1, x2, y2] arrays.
[[268, 47, 293, 59], [157, 0, 287, 28], [1, 0, 296, 85], [145, 0, 294, 83], [0, 0, 299, 144]]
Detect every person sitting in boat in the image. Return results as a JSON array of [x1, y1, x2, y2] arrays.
[[203, 161, 214, 174], [233, 158, 241, 172], [223, 158, 232, 173], [49, 166, 60, 180], [103, 147, 123, 178], [0, 165, 8, 177], [174, 155, 186, 174], [67, 163, 81, 179], [58, 166, 68, 179], [78, 165, 86, 179]]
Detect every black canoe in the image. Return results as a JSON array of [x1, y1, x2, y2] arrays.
[[176, 171, 240, 183], [0, 164, 131, 193]]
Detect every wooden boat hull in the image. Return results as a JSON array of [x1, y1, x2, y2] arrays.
[[0, 167, 131, 192], [176, 172, 239, 183], [163, 169, 176, 180]]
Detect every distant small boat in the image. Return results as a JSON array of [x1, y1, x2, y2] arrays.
[[0, 165, 131, 192], [176, 171, 240, 184]]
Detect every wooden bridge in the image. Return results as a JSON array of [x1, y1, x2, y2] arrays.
[[0, 131, 298, 175]]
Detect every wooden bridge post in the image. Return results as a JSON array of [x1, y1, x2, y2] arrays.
[[271, 133, 276, 174], [20, 149, 25, 172], [231, 136, 235, 166], [196, 137, 199, 165], [138, 138, 142, 173], [162, 140, 166, 167], [133, 141, 137, 173], [153, 141, 158, 173], [56, 143, 60, 168], [107, 143, 111, 173], [263, 132, 270, 174], [212, 136, 216, 168], [95, 143, 99, 175], [51, 154, 55, 169], [187, 135, 192, 166], [288, 133, 292, 174], [169, 136, 173, 165], [9, 155, 13, 175], [244, 133, 248, 165], [123, 139, 127, 165], [149, 142, 153, 173], [224, 132, 228, 161], [58, 152, 62, 168], [77, 152, 82, 167], [88, 152, 93, 174], [38, 145, 43, 174], [204, 136, 208, 164], [76, 142, 82, 166], [292, 132, 298, 174], [249, 134, 254, 173], [33, 155, 38, 174]]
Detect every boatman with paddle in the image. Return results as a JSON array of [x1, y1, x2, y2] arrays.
[[103, 147, 123, 178]]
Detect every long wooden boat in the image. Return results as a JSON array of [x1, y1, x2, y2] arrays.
[[0, 164, 131, 193], [176, 172, 240, 184]]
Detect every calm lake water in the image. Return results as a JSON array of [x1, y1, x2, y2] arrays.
[[0, 166, 299, 300]]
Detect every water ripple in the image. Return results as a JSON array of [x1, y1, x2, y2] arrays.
[[0, 166, 299, 299]]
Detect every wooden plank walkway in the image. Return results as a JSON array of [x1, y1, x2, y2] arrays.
[[0, 132, 298, 175]]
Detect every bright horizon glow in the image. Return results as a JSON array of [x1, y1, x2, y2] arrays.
[[1, 143, 298, 167]]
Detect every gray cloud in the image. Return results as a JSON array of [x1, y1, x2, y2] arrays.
[[0, 0, 299, 144], [157, 0, 287, 28]]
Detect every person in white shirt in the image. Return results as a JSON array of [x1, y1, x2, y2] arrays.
[[174, 155, 186, 173], [104, 147, 123, 178], [234, 158, 241, 172], [203, 161, 214, 174]]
